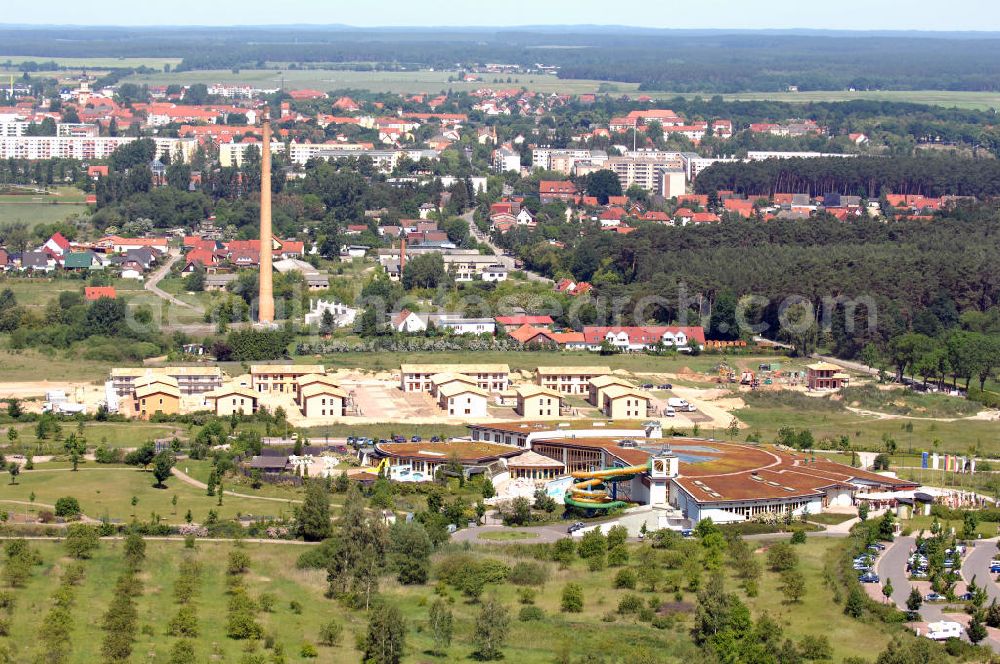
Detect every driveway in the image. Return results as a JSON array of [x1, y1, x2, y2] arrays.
[[961, 539, 1000, 650], [145, 248, 196, 310]]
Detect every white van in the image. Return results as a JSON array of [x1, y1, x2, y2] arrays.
[[924, 621, 963, 641], [667, 397, 696, 412], [663, 405, 676, 417]]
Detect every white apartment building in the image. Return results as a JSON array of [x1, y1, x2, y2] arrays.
[[287, 144, 439, 171], [531, 147, 608, 173], [207, 84, 256, 99], [218, 141, 286, 167], [492, 146, 521, 173], [0, 135, 197, 162], [605, 155, 689, 194]]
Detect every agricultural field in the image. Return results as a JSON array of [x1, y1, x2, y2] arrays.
[[121, 67, 639, 96], [0, 56, 181, 69], [105, 65, 1000, 109]]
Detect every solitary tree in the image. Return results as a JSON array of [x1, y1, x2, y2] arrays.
[[906, 587, 923, 613], [297, 480, 332, 542], [152, 451, 176, 488], [780, 569, 806, 604], [882, 578, 894, 604], [428, 598, 453, 656], [363, 602, 406, 664], [473, 596, 511, 661], [7, 465, 18, 486]]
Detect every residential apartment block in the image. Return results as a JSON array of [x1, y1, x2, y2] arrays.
[[536, 366, 612, 395]]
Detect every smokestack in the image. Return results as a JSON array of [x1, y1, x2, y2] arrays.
[[257, 107, 275, 324], [399, 235, 406, 278]]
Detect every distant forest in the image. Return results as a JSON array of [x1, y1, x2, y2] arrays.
[[694, 156, 1000, 199], [3, 27, 1000, 92]]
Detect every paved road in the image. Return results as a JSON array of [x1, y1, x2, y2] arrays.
[[462, 210, 553, 284], [879, 536, 926, 613], [144, 248, 196, 310], [961, 539, 1000, 651]]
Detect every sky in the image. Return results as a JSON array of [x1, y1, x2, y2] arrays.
[[4, 0, 1000, 32]]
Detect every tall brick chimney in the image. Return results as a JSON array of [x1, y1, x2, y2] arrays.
[[257, 107, 275, 324]]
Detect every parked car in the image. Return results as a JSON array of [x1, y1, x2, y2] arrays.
[[910, 570, 928, 579], [868, 543, 886, 551], [567, 522, 585, 534], [663, 406, 676, 417], [430, 436, 441, 442], [958, 592, 975, 601], [346, 436, 357, 445], [658, 383, 673, 390], [859, 572, 879, 583], [925, 592, 944, 602], [641, 383, 655, 389], [989, 562, 1000, 574], [411, 435, 422, 442], [681, 529, 694, 538]]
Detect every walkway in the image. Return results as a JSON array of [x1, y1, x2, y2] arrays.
[[170, 467, 302, 505], [144, 248, 196, 310], [462, 210, 552, 284]]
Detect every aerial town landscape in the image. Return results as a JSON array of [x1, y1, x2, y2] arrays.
[[0, 2, 1000, 662]]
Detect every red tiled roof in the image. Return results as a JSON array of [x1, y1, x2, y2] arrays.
[[496, 315, 554, 326]]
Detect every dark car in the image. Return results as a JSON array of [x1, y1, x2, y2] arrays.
[[658, 383, 673, 390], [567, 522, 585, 534], [430, 436, 441, 442], [641, 383, 655, 389], [411, 435, 422, 442], [859, 572, 879, 583]]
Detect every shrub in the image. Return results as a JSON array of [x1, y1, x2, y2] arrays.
[[318, 620, 343, 647], [518, 606, 545, 622], [617, 594, 644, 615], [300, 643, 318, 658], [64, 524, 99, 559], [517, 587, 536, 605], [614, 568, 638, 589], [53, 497, 81, 519], [561, 583, 584, 613], [258, 593, 275, 613], [607, 544, 629, 566], [790, 530, 807, 545], [799, 634, 833, 660], [227, 550, 251, 575], [508, 561, 549, 586], [167, 606, 199, 637]]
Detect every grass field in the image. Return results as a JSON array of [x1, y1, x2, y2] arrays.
[[0, 347, 116, 382], [735, 393, 999, 456], [0, 464, 297, 523], [0, 202, 87, 228], [8, 421, 179, 449], [296, 348, 790, 377]]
